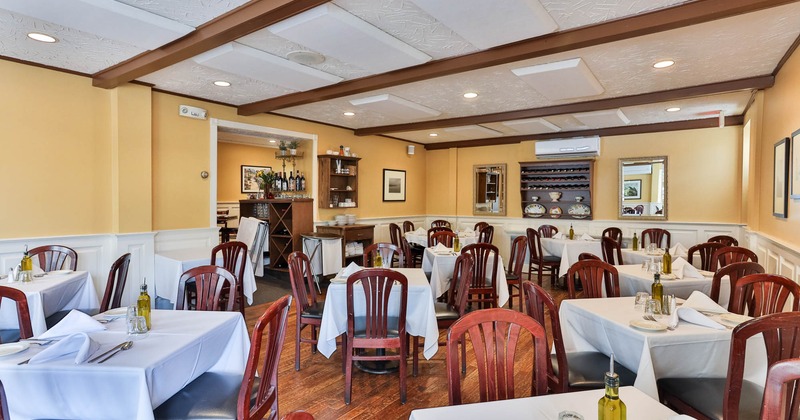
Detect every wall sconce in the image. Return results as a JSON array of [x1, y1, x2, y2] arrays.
[[407, 145, 415, 155]]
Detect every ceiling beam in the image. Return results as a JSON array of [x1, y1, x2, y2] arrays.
[[423, 115, 745, 150], [238, 0, 798, 115], [91, 0, 330, 89], [354, 75, 772, 136]]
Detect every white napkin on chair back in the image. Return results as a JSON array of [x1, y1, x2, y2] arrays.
[[39, 309, 106, 339], [672, 257, 704, 279], [28, 332, 101, 364], [580, 233, 594, 241], [552, 232, 564, 239], [669, 243, 689, 258]]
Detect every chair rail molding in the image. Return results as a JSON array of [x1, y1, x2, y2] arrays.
[[745, 229, 800, 283]]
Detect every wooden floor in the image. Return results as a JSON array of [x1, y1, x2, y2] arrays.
[[243, 275, 568, 420]]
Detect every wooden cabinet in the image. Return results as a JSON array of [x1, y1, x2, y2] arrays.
[[316, 224, 374, 266], [239, 199, 270, 221], [519, 160, 594, 220], [318, 155, 360, 209], [266, 199, 313, 271]]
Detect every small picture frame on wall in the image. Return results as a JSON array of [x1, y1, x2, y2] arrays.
[[622, 179, 642, 200], [241, 165, 270, 193], [791, 128, 800, 199], [773, 137, 790, 218], [383, 169, 406, 202]]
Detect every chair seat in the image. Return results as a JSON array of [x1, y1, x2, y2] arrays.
[[154, 372, 256, 419], [656, 377, 764, 420], [433, 302, 459, 320], [542, 256, 561, 263], [300, 301, 324, 319], [353, 316, 400, 338], [506, 273, 520, 282], [0, 329, 20, 344], [552, 352, 637, 390]]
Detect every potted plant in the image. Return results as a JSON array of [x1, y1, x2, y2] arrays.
[[288, 140, 299, 155], [278, 140, 287, 156], [256, 170, 277, 199]]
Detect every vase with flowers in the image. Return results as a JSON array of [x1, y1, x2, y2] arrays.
[[256, 170, 277, 199]]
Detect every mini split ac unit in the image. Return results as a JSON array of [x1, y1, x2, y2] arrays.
[[534, 136, 600, 159]]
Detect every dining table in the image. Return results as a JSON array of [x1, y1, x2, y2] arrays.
[[317, 267, 440, 362], [616, 264, 729, 306], [404, 229, 478, 248], [0, 309, 249, 420], [153, 247, 257, 308], [558, 296, 767, 399], [409, 386, 678, 419], [541, 236, 603, 275], [422, 247, 510, 307], [0, 271, 99, 335]]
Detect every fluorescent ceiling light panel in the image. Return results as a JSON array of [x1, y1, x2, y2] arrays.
[[412, 0, 557, 49], [573, 109, 631, 127], [512, 58, 604, 100], [349, 94, 441, 120], [444, 125, 503, 138], [193, 43, 342, 91], [3, 0, 193, 50], [269, 3, 431, 74], [502, 118, 561, 134]]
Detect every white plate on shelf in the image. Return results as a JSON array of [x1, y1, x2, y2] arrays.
[[0, 342, 30, 357], [567, 203, 591, 219], [718, 313, 752, 326], [629, 319, 668, 331]]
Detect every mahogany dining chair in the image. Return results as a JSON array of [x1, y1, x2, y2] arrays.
[[288, 251, 324, 371], [29, 245, 77, 272], [760, 357, 800, 420], [0, 286, 33, 343], [176, 265, 237, 311]]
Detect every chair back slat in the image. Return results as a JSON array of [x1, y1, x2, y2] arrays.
[[710, 261, 765, 310], [567, 260, 620, 299], [641, 229, 671, 249], [730, 274, 800, 317], [402, 221, 415, 233], [601, 237, 623, 265], [688, 242, 725, 271], [29, 245, 78, 272], [713, 246, 758, 271], [100, 253, 131, 313], [177, 265, 237, 311], [761, 358, 800, 420]]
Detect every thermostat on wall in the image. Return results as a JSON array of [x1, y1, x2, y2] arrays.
[[179, 105, 207, 120]]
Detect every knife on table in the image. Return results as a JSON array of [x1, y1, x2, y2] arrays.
[[88, 342, 129, 363]]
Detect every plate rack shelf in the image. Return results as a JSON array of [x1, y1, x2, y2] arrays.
[[519, 159, 594, 220]]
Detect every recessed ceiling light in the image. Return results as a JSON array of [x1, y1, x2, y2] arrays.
[[27, 32, 57, 43], [666, 107, 681, 112], [343, 111, 355, 116], [429, 133, 438, 137], [653, 60, 675, 69], [269, 140, 276, 143], [213, 80, 231, 87], [463, 92, 478, 99]]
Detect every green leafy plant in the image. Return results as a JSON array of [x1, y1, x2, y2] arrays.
[[288, 140, 299, 150], [256, 170, 277, 188], [278, 140, 287, 151]]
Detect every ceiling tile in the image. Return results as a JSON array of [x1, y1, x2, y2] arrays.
[[512, 58, 604, 100], [502, 118, 561, 134], [573, 109, 630, 128], [350, 94, 442, 121]]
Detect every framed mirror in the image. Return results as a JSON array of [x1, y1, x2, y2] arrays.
[[619, 156, 667, 220], [473, 164, 506, 216]]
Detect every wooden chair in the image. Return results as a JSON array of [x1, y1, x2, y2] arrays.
[[602, 227, 623, 243], [538, 225, 558, 239], [429, 230, 456, 247], [505, 236, 527, 310], [601, 236, 624, 265], [477, 225, 494, 244], [427, 227, 453, 247], [29, 245, 78, 272], [155, 295, 291, 420], [708, 235, 739, 247], [729, 274, 800, 317], [100, 253, 131, 313], [388, 223, 405, 267], [566, 260, 620, 299], [687, 242, 725, 272], [288, 252, 324, 371], [710, 262, 765, 310], [473, 222, 489, 233], [399, 237, 419, 268], [523, 282, 636, 393], [401, 222, 424, 266], [712, 246, 758, 271], [363, 243, 404, 268], [578, 253, 601, 261], [526, 228, 560, 286], [344, 269, 408, 404], [402, 221, 415, 233], [446, 308, 549, 405], [0, 379, 8, 420], [761, 357, 800, 420], [0, 286, 33, 344], [211, 241, 248, 316], [641, 228, 671, 249], [658, 312, 800, 420], [176, 265, 237, 311], [461, 243, 499, 309], [431, 219, 451, 229]]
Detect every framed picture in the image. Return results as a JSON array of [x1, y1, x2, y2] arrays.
[[622, 179, 642, 200], [382, 169, 406, 202], [241, 165, 271, 193], [774, 138, 790, 218], [791, 129, 800, 199]]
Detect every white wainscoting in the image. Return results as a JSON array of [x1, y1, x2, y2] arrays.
[[745, 230, 800, 282]]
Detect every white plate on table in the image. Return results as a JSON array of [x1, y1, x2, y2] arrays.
[[0, 342, 30, 357], [49, 270, 73, 275], [660, 273, 677, 280], [330, 277, 347, 284], [718, 313, 752, 326], [629, 319, 668, 331], [698, 269, 715, 277]]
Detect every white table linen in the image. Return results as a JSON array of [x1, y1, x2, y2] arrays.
[[302, 236, 343, 276], [318, 268, 440, 360], [409, 386, 678, 419], [621, 248, 664, 265], [616, 264, 729, 307], [154, 247, 257, 307], [0, 310, 249, 420], [422, 247, 509, 307], [0, 271, 99, 335], [541, 237, 603, 275], [404, 231, 478, 248], [559, 296, 767, 399]]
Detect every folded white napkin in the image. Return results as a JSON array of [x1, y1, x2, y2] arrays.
[[580, 233, 594, 241], [433, 243, 449, 252], [28, 332, 101, 364], [552, 232, 564, 239], [671, 307, 726, 330], [461, 230, 475, 237], [672, 257, 704, 279], [339, 262, 362, 278], [669, 243, 689, 258], [683, 290, 727, 314], [414, 227, 426, 234], [39, 310, 106, 339]]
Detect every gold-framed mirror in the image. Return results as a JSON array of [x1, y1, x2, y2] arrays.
[[619, 156, 667, 220], [473, 164, 506, 216]]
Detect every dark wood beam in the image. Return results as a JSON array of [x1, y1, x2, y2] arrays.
[[423, 115, 745, 150], [91, 0, 330, 89], [238, 0, 797, 115], [354, 76, 772, 136]]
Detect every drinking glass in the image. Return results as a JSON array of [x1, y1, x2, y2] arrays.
[[645, 299, 662, 317], [128, 315, 149, 339], [662, 294, 676, 315], [634, 292, 650, 311]]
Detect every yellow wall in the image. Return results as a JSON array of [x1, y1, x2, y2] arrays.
[[216, 142, 312, 201]]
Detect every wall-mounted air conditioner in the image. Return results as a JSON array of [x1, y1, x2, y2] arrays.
[[534, 136, 600, 159]]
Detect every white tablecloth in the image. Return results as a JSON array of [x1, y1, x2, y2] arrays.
[[616, 264, 730, 307], [409, 386, 677, 419], [0, 271, 99, 335], [404, 231, 478, 248], [318, 268, 439, 360], [621, 248, 664, 266], [154, 247, 257, 307], [302, 236, 343, 276], [559, 296, 767, 399], [422, 248, 509, 307], [541, 237, 603, 275], [0, 310, 249, 420]]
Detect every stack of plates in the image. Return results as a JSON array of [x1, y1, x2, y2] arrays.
[[335, 215, 347, 226], [345, 214, 356, 225]]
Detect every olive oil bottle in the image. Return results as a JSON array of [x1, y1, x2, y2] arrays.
[[598, 353, 626, 420], [373, 252, 383, 268], [651, 273, 663, 306], [662, 248, 672, 275], [569, 224, 575, 240], [137, 279, 151, 330], [632, 233, 638, 251]]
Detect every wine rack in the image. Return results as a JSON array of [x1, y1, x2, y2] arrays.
[[266, 199, 313, 271]]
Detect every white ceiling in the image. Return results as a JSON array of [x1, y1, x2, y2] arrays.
[[2, 0, 797, 146]]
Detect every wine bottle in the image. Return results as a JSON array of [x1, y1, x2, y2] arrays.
[[137, 279, 152, 330], [632, 233, 638, 251], [598, 353, 627, 420], [569, 224, 574, 240], [282, 172, 288, 191], [651, 273, 663, 308], [288, 171, 295, 192], [662, 248, 672, 274]]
